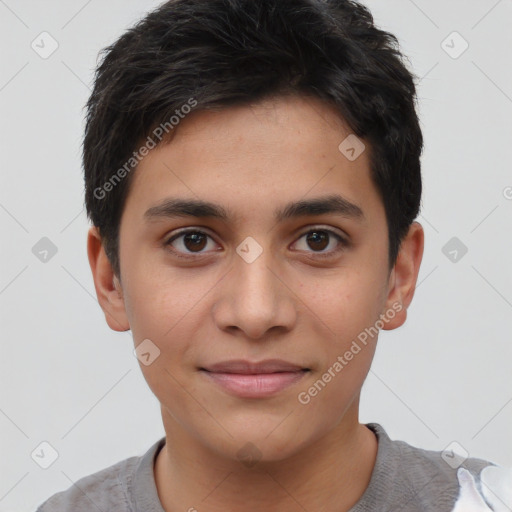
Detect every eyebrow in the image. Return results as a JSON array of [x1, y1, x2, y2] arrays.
[[143, 194, 365, 223]]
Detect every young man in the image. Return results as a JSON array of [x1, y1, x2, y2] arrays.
[[36, 0, 511, 510]]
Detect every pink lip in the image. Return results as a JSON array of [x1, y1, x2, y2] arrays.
[[199, 359, 309, 398]]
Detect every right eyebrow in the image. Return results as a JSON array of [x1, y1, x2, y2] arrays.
[[144, 198, 231, 222]]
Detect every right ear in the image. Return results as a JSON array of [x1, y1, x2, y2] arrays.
[[87, 226, 130, 332]]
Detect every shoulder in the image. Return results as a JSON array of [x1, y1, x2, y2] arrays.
[[34, 437, 165, 512], [390, 431, 491, 486], [452, 465, 512, 511], [35, 456, 137, 512], [359, 423, 504, 511]]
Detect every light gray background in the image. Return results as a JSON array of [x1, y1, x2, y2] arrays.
[[1, 1, 511, 510]]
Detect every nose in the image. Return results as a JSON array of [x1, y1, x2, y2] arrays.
[[212, 249, 297, 341]]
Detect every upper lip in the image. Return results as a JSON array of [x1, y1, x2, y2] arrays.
[[200, 359, 309, 374]]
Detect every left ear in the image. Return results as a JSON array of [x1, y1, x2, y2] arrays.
[[381, 221, 424, 330]]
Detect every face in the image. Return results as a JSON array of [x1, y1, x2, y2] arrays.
[[90, 94, 421, 462]]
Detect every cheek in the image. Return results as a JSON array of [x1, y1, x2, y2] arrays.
[[302, 270, 385, 344], [122, 265, 203, 338], [127, 295, 204, 413], [294, 340, 377, 443]]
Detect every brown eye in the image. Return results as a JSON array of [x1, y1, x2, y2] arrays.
[[164, 229, 218, 258], [293, 228, 349, 258], [181, 232, 208, 252], [305, 231, 330, 251]]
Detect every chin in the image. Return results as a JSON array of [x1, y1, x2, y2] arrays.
[[204, 419, 322, 465]]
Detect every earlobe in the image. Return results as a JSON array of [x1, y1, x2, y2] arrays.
[[87, 226, 130, 332], [381, 221, 424, 331]]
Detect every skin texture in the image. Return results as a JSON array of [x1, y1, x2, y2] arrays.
[[87, 94, 424, 511]]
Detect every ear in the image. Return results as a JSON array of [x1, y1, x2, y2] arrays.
[[87, 226, 130, 332], [381, 221, 424, 330]]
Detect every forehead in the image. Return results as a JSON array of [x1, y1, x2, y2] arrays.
[[121, 95, 384, 228]]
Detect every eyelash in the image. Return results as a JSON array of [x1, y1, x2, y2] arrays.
[[163, 226, 349, 260]]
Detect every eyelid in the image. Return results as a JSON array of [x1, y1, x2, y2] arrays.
[[166, 226, 216, 240], [295, 224, 348, 241]]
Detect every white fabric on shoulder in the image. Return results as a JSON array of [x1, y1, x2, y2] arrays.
[[480, 465, 512, 512], [452, 466, 512, 512]]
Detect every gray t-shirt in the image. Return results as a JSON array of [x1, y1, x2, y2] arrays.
[[35, 423, 494, 511]]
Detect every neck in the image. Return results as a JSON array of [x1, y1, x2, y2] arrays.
[[154, 405, 378, 512]]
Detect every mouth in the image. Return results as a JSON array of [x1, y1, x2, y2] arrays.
[[199, 359, 310, 398]]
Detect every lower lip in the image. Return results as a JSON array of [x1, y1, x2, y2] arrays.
[[201, 370, 308, 398]]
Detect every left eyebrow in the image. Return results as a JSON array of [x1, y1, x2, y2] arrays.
[[275, 195, 365, 222], [143, 194, 365, 223]]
